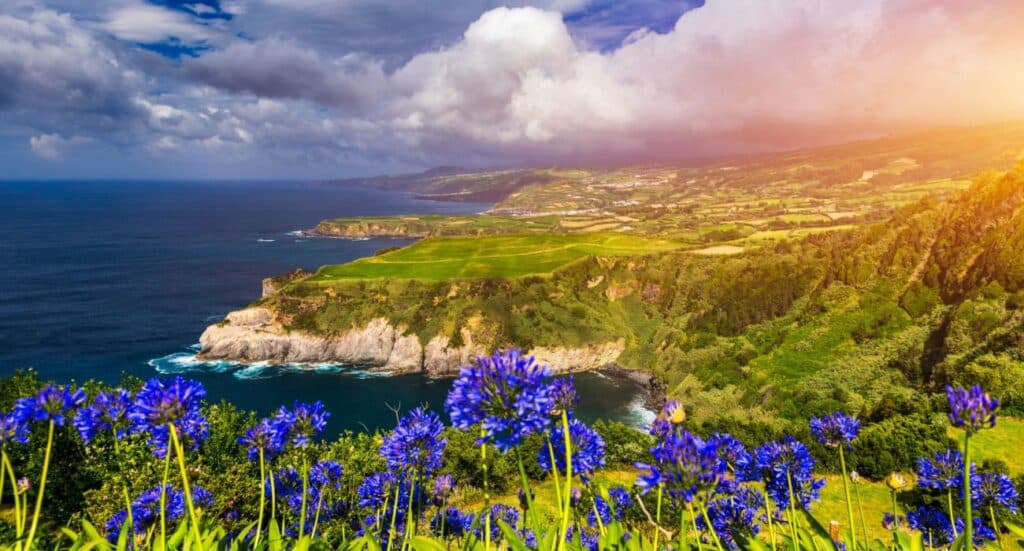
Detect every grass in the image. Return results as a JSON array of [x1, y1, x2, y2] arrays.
[[307, 233, 682, 281], [950, 416, 1024, 474]]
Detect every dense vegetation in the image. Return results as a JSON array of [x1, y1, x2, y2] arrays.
[[1, 354, 1023, 550]]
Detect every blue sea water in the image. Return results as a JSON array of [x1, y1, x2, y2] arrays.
[[0, 180, 654, 435]]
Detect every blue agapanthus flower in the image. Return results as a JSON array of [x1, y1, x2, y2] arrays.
[[357, 472, 397, 509], [310, 460, 344, 490], [551, 376, 579, 415], [636, 429, 723, 503], [380, 407, 446, 476], [751, 437, 825, 510], [566, 525, 599, 551], [432, 474, 454, 505], [958, 516, 997, 545], [916, 449, 967, 491], [445, 349, 555, 452], [540, 418, 606, 478], [587, 486, 633, 527], [476, 503, 520, 541], [947, 385, 999, 432], [906, 506, 956, 546], [972, 472, 1019, 513], [706, 433, 751, 476], [14, 385, 85, 427], [809, 412, 860, 448], [699, 487, 766, 551], [74, 388, 132, 444], [238, 417, 285, 462], [431, 506, 474, 538], [0, 413, 29, 445], [128, 376, 208, 458], [273, 401, 329, 448], [104, 483, 210, 542]]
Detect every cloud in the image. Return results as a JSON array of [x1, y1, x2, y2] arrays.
[[184, 38, 387, 110], [30, 133, 89, 159], [99, 1, 220, 43]]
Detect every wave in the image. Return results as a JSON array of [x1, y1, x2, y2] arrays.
[[257, 238, 275, 243], [623, 393, 657, 429], [148, 347, 392, 380], [285, 230, 305, 237]]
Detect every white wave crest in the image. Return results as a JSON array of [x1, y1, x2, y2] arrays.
[[148, 346, 390, 380]]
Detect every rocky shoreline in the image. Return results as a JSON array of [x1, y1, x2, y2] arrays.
[[198, 306, 633, 378]]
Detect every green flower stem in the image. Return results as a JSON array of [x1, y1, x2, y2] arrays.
[[254, 447, 266, 546], [700, 501, 725, 550], [763, 488, 777, 551], [946, 489, 958, 538], [312, 483, 326, 538], [890, 491, 899, 547], [653, 484, 664, 551], [989, 505, 1003, 551], [557, 410, 573, 551], [299, 454, 309, 539], [406, 473, 419, 544], [2, 450, 24, 537], [112, 432, 135, 538], [838, 447, 856, 548], [515, 447, 537, 528], [168, 424, 202, 544], [547, 438, 563, 509], [786, 469, 800, 551], [386, 483, 401, 551], [687, 501, 703, 551], [24, 420, 54, 550], [854, 481, 868, 551], [159, 440, 171, 549], [480, 427, 491, 551], [963, 431, 973, 548], [590, 495, 605, 535], [269, 465, 278, 539]]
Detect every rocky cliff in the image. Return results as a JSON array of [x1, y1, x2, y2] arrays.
[[308, 220, 430, 238], [197, 306, 626, 376]]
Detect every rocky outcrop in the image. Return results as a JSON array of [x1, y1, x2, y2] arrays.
[[198, 307, 625, 376], [308, 221, 430, 238]]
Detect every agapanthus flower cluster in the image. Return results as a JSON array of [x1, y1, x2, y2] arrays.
[[906, 506, 956, 546], [648, 400, 686, 440], [14, 384, 85, 426], [706, 433, 751, 475], [128, 376, 208, 458], [565, 525, 599, 551], [587, 486, 633, 527], [273, 401, 329, 448], [476, 503, 520, 541], [432, 474, 454, 505], [636, 429, 724, 503], [699, 487, 766, 551], [539, 418, 606, 478], [946, 385, 999, 432], [445, 349, 555, 451], [380, 407, 446, 476], [431, 507, 474, 538], [809, 412, 860, 448], [916, 449, 966, 491], [550, 376, 579, 416], [357, 472, 397, 509], [75, 388, 132, 444], [750, 437, 825, 510], [238, 417, 285, 462], [0, 413, 29, 445], [972, 472, 1019, 513], [105, 483, 214, 542]]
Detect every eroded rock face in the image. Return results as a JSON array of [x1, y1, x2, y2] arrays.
[[198, 307, 625, 377]]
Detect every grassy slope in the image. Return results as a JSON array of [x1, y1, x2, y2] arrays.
[[307, 234, 682, 281]]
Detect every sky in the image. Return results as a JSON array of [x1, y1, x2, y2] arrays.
[[3, 0, 1024, 179]]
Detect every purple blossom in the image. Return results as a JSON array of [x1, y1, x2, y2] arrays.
[[14, 385, 85, 427], [809, 412, 860, 448], [699, 487, 766, 551], [380, 407, 446, 476], [445, 349, 555, 452], [906, 506, 956, 546], [104, 484, 207, 542], [432, 474, 454, 505], [476, 503, 519, 541], [551, 376, 579, 415], [431, 507, 473, 538], [357, 472, 396, 509], [751, 437, 825, 510], [916, 449, 967, 492], [0, 413, 29, 445], [636, 429, 723, 503], [74, 388, 132, 444], [539, 418, 606, 479], [128, 377, 208, 458], [273, 401, 329, 448], [587, 486, 633, 526], [947, 385, 999, 432], [238, 417, 285, 462], [972, 472, 1019, 513]]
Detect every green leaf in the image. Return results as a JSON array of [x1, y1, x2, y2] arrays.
[[1004, 520, 1024, 539], [408, 535, 449, 551]]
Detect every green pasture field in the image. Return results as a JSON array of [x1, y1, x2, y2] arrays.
[[307, 233, 682, 281]]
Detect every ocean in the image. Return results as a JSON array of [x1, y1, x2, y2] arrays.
[[0, 180, 654, 436]]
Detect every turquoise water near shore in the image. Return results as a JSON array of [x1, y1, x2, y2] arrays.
[[0, 180, 654, 436]]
